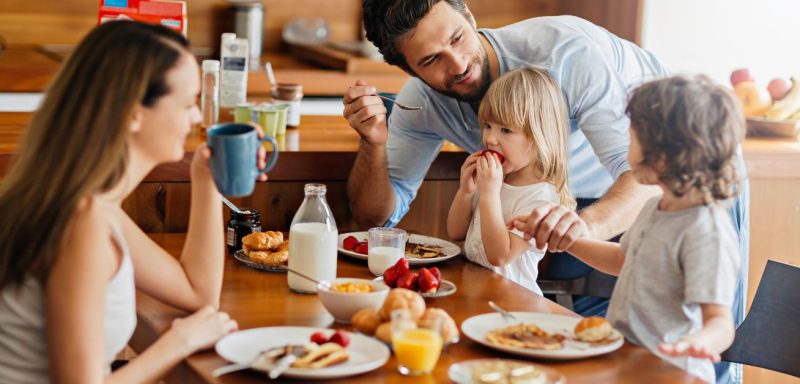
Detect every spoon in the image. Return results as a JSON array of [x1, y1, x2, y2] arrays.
[[221, 195, 250, 214], [285, 267, 331, 289], [488, 301, 519, 322], [377, 95, 423, 111]]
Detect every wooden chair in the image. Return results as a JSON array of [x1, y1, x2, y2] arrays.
[[721, 259, 800, 377]]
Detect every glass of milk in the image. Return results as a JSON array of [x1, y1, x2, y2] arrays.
[[288, 183, 338, 293], [368, 227, 407, 276]]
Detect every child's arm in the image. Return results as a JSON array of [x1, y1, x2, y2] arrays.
[[567, 238, 626, 276], [480, 192, 534, 266], [658, 304, 734, 362], [447, 153, 480, 240]]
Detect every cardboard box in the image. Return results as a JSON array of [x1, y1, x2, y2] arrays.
[[98, 0, 187, 36]]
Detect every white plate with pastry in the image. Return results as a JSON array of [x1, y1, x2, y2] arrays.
[[215, 326, 390, 379], [234, 231, 288, 272], [338, 231, 461, 265], [448, 358, 565, 384], [461, 312, 624, 360]]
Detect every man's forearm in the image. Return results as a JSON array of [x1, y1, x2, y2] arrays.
[[579, 172, 661, 240], [347, 140, 396, 227]]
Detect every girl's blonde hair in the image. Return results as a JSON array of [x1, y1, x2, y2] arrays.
[[0, 21, 190, 289], [478, 68, 575, 208]]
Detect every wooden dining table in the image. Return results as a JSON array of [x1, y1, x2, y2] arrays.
[[134, 233, 702, 383]]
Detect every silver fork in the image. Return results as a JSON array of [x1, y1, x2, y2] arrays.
[[212, 347, 281, 377], [377, 95, 423, 111]]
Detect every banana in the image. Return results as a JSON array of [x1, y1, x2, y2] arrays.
[[765, 76, 800, 120]]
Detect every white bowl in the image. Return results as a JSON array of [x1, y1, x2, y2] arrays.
[[317, 278, 389, 324]]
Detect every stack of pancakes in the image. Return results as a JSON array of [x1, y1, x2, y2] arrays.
[[242, 231, 288, 266]]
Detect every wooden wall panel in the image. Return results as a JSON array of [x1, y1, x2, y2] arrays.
[[0, 0, 641, 51]]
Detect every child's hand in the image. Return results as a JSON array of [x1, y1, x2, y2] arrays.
[[658, 336, 721, 362], [476, 151, 503, 196], [459, 152, 481, 194]]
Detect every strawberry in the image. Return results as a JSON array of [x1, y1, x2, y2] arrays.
[[353, 241, 368, 255], [418, 268, 440, 293], [329, 330, 350, 347], [479, 149, 505, 164], [342, 235, 359, 251], [396, 271, 419, 291], [429, 267, 442, 283], [310, 331, 329, 345], [394, 258, 410, 276], [383, 265, 400, 288]]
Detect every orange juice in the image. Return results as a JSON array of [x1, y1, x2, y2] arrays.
[[392, 328, 443, 375]]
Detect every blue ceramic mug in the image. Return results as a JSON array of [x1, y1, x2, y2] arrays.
[[207, 123, 278, 197]]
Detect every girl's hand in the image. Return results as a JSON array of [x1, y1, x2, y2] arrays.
[[459, 152, 481, 194], [658, 336, 721, 362], [476, 151, 503, 196], [168, 306, 239, 355], [190, 144, 214, 183]]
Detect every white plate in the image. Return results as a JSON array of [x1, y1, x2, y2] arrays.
[[461, 312, 624, 360], [448, 358, 565, 384], [215, 326, 390, 379], [372, 276, 457, 298], [338, 231, 461, 265], [232, 250, 287, 272]]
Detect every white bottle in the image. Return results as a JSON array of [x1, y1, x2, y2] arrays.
[[200, 60, 220, 130], [220, 33, 249, 108], [288, 184, 338, 293]]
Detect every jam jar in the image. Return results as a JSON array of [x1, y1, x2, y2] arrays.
[[226, 209, 262, 253]]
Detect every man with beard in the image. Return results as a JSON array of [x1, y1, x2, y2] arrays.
[[342, 4, 749, 382]]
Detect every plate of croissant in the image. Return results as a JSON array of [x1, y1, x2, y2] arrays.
[[215, 326, 390, 379], [234, 231, 288, 272]]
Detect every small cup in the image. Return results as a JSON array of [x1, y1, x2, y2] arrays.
[[254, 105, 279, 137], [233, 103, 253, 123], [273, 103, 290, 135], [207, 123, 278, 197], [368, 227, 407, 276], [392, 308, 443, 376]]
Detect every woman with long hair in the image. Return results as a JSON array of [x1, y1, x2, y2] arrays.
[[0, 21, 245, 382]]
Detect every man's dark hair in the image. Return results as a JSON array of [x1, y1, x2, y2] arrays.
[[363, 0, 470, 73]]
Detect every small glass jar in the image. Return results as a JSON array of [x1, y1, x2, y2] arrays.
[[226, 209, 262, 253], [272, 83, 303, 127]]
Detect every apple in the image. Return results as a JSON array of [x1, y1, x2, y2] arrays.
[[730, 68, 754, 87], [733, 81, 772, 117], [767, 78, 792, 101]]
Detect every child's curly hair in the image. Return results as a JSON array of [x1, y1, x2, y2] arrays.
[[626, 75, 745, 203]]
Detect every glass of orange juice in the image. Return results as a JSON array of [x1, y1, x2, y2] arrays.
[[391, 309, 443, 375]]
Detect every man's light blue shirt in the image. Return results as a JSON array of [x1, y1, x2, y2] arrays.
[[384, 15, 669, 226]]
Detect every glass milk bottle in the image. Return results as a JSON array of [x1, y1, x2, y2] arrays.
[[288, 183, 338, 293]]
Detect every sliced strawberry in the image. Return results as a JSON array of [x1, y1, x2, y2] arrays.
[[342, 235, 359, 251], [480, 149, 505, 164], [329, 330, 350, 347], [310, 331, 329, 345], [429, 267, 442, 283], [418, 268, 440, 293], [396, 271, 419, 291], [394, 258, 410, 276], [383, 264, 400, 287], [353, 241, 368, 255]]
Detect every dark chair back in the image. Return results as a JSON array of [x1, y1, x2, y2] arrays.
[[538, 269, 616, 311], [721, 260, 800, 377]]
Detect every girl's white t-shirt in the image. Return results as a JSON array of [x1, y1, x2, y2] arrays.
[[464, 182, 559, 295]]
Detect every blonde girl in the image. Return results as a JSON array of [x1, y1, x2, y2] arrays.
[[447, 67, 574, 294]]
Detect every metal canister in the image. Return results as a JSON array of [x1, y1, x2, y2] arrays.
[[230, 1, 263, 70]]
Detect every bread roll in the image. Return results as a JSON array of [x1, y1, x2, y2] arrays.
[[418, 308, 459, 343], [374, 322, 393, 343], [351, 308, 382, 335], [378, 288, 426, 321], [574, 316, 613, 342]]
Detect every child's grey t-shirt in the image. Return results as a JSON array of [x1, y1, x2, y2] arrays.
[[607, 197, 740, 383]]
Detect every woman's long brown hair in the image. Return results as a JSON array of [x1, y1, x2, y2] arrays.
[[0, 21, 189, 289]]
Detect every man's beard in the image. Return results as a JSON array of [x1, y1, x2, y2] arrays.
[[425, 48, 491, 104]]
